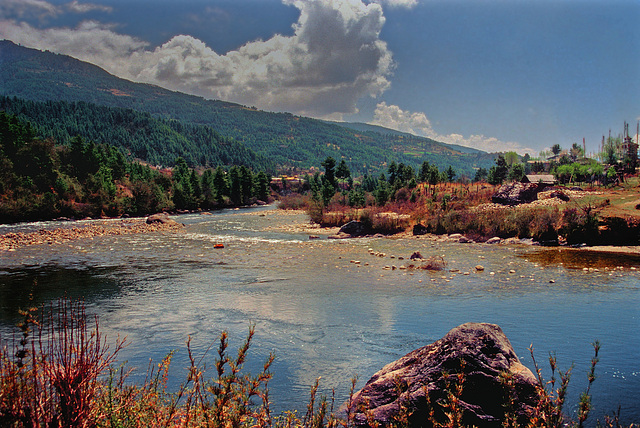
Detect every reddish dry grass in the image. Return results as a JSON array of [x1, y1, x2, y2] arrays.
[[1, 298, 634, 428], [0, 299, 125, 427]]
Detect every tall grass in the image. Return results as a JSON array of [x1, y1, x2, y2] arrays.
[[0, 299, 345, 428], [1, 299, 636, 427], [0, 299, 125, 427]]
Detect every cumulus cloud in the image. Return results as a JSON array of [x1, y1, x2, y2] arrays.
[[0, 0, 394, 119], [371, 102, 534, 154], [0, 20, 149, 69], [370, 101, 433, 135]]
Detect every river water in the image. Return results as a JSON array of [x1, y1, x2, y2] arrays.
[[1, 206, 639, 424]]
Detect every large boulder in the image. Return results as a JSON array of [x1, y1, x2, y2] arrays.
[[413, 224, 429, 236], [146, 213, 176, 225], [492, 183, 541, 205], [349, 323, 538, 428], [339, 220, 369, 237]]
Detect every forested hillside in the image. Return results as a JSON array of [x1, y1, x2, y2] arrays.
[[0, 112, 271, 222], [0, 40, 497, 176], [328, 121, 483, 155], [0, 96, 273, 171]]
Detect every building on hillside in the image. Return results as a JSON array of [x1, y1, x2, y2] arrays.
[[521, 174, 557, 186]]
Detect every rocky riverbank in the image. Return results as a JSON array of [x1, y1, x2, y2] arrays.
[[0, 217, 184, 251], [272, 208, 640, 258]]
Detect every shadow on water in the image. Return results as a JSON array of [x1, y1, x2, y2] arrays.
[[0, 265, 123, 325], [519, 248, 640, 269]]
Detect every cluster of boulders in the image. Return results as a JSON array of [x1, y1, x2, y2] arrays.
[[338, 220, 369, 237], [491, 182, 543, 205], [490, 183, 590, 207], [328, 220, 385, 239], [1, 216, 183, 251], [348, 323, 539, 428], [146, 213, 181, 225]]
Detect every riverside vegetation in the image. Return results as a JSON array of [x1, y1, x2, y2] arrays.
[[3, 99, 639, 249], [0, 112, 271, 223], [3, 104, 638, 247], [278, 154, 640, 246], [0, 299, 634, 428]]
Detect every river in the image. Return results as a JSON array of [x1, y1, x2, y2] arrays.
[[1, 206, 639, 424]]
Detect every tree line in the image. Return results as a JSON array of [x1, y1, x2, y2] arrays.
[[303, 156, 461, 213], [0, 112, 271, 223]]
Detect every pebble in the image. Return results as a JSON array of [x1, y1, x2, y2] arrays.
[[0, 219, 184, 251]]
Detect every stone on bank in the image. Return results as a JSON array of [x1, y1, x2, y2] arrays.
[[349, 322, 538, 428]]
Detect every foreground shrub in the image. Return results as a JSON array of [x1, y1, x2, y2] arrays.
[[561, 205, 600, 245], [0, 299, 125, 427], [1, 299, 636, 428], [101, 328, 276, 428], [0, 300, 340, 428]]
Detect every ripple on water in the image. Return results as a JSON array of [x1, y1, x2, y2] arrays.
[[1, 211, 639, 422]]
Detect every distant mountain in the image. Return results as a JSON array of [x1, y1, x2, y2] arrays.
[[329, 121, 483, 155], [0, 40, 497, 175]]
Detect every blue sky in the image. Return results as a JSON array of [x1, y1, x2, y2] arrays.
[[1, 0, 638, 156]]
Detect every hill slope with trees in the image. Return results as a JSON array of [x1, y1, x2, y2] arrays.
[[0, 112, 272, 222], [0, 40, 496, 176], [0, 96, 273, 171]]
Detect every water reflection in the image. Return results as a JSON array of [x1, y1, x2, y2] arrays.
[[0, 208, 639, 423], [0, 265, 123, 325], [522, 247, 640, 269]]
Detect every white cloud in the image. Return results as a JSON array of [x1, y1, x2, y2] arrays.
[[0, 20, 149, 68], [0, 0, 111, 19], [370, 101, 433, 135], [65, 1, 113, 14], [0, 0, 394, 120], [0, 0, 59, 19], [369, 0, 418, 9], [371, 102, 534, 154]]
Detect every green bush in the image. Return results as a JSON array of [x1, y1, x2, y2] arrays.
[[561, 206, 599, 245]]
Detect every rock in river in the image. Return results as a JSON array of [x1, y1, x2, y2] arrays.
[[339, 220, 368, 237], [349, 322, 538, 428], [413, 224, 429, 236], [147, 213, 175, 225]]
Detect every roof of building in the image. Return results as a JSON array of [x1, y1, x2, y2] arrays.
[[522, 174, 557, 184]]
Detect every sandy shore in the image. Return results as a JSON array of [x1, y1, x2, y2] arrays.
[[565, 245, 640, 255], [0, 218, 184, 251], [247, 208, 342, 235]]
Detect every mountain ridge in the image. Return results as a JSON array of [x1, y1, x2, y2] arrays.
[[327, 121, 483, 155], [0, 39, 496, 175]]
